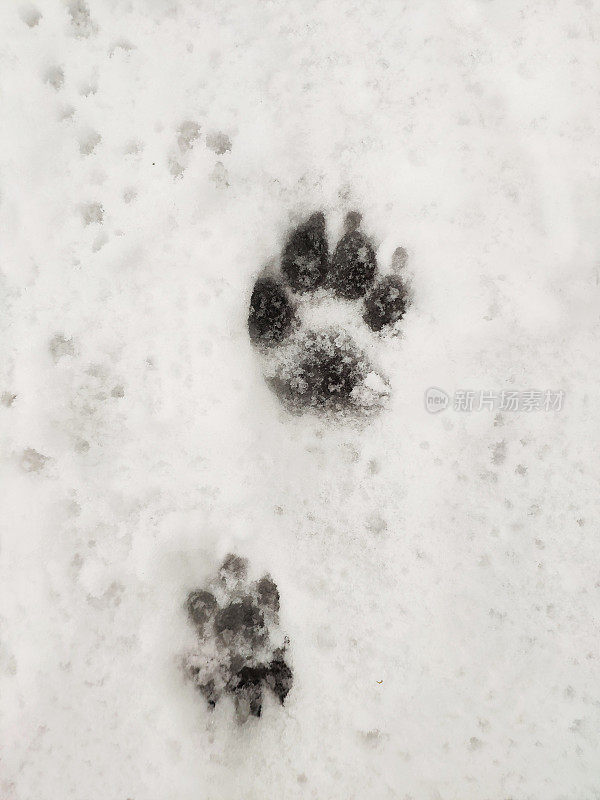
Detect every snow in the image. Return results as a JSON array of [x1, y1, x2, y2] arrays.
[[1, 1, 600, 798]]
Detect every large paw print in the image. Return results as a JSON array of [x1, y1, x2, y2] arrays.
[[182, 555, 293, 723], [248, 212, 411, 416]]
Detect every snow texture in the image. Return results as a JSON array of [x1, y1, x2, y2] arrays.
[[1, 1, 600, 799]]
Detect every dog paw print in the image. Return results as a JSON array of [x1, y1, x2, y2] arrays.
[[182, 555, 293, 723], [248, 212, 411, 416]]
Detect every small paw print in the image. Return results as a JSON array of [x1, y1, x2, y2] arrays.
[[248, 212, 411, 416], [182, 555, 293, 723]]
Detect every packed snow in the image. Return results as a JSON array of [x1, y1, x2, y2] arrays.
[[1, 1, 600, 798]]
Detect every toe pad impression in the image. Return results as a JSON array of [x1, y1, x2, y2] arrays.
[[363, 275, 408, 331], [248, 277, 296, 346], [328, 230, 377, 299], [281, 212, 329, 293]]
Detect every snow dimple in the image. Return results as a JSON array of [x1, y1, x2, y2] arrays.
[[108, 39, 135, 56], [167, 121, 203, 178], [49, 333, 76, 362], [248, 211, 410, 417], [20, 5, 42, 27], [45, 66, 65, 91], [391, 246, 409, 272], [177, 120, 201, 153], [79, 131, 101, 156], [182, 555, 293, 724], [81, 202, 103, 225], [21, 448, 49, 473], [205, 131, 232, 155], [491, 440, 507, 465], [66, 0, 97, 38]]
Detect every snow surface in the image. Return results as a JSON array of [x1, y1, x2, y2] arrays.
[[1, 1, 600, 798]]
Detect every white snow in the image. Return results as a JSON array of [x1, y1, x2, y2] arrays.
[[1, 1, 600, 799]]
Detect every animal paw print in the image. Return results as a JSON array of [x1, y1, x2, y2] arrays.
[[248, 212, 411, 416], [182, 555, 293, 723]]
